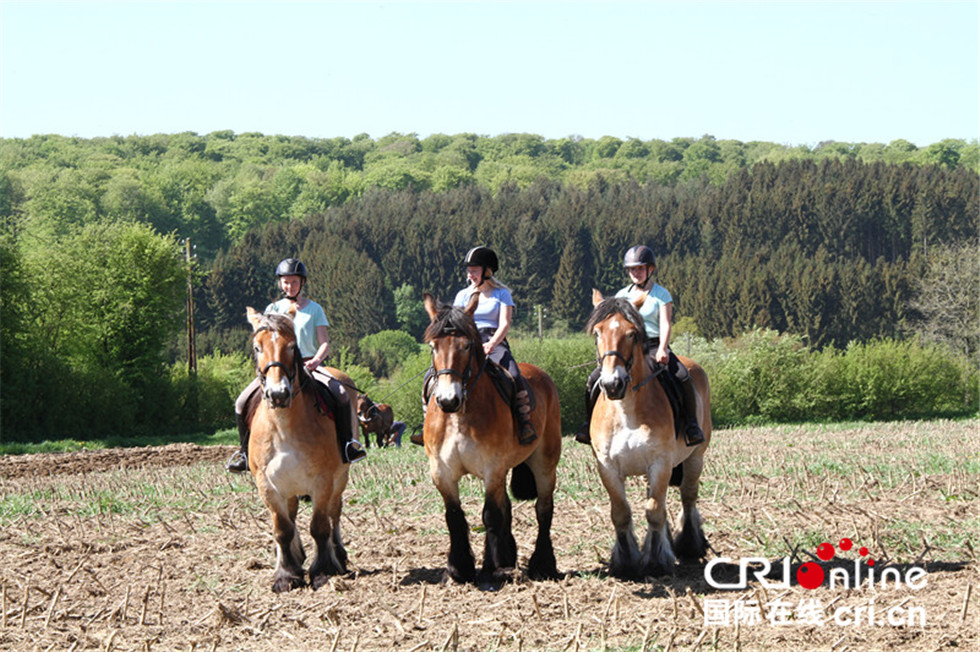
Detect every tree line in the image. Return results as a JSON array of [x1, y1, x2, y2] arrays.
[[0, 131, 976, 440]]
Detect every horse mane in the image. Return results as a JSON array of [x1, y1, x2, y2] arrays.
[[585, 297, 650, 350], [423, 299, 487, 366]]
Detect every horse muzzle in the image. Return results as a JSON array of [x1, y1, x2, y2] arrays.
[[264, 383, 293, 408], [599, 373, 628, 401]]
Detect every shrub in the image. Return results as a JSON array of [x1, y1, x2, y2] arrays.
[[358, 330, 424, 378]]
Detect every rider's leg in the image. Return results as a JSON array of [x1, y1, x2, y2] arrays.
[[671, 354, 705, 446], [227, 378, 261, 473], [574, 366, 601, 444], [491, 344, 536, 445], [317, 370, 366, 463]]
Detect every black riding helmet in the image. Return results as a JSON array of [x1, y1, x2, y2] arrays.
[[623, 245, 655, 268], [276, 258, 307, 278], [462, 246, 499, 274], [275, 258, 307, 300]]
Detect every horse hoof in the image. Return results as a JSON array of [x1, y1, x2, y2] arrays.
[[272, 574, 306, 593], [310, 574, 329, 591]]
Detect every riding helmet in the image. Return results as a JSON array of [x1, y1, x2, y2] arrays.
[[623, 245, 655, 268], [275, 258, 307, 278], [462, 246, 499, 273]]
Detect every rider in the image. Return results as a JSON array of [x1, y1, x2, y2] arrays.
[[225, 258, 366, 472], [412, 246, 537, 446], [454, 246, 537, 445], [575, 245, 705, 447]]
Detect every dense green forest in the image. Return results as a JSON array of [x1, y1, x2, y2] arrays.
[[1, 132, 977, 440]]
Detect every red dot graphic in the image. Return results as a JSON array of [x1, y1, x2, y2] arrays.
[[816, 542, 835, 561], [868, 559, 875, 567], [797, 562, 825, 590], [839, 538, 853, 551], [859, 546, 869, 556]]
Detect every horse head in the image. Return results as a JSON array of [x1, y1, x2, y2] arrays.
[[423, 292, 485, 413], [586, 289, 649, 401], [356, 394, 376, 424], [247, 306, 303, 409]]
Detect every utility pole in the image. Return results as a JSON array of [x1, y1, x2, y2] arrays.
[[537, 304, 543, 341], [185, 238, 197, 374]]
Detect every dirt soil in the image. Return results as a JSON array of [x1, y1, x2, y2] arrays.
[[0, 423, 977, 651]]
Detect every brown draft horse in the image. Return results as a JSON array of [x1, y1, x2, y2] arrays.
[[422, 292, 562, 586], [586, 289, 712, 578], [246, 306, 352, 592], [355, 394, 395, 447]]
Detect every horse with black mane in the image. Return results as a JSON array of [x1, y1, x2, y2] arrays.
[[421, 292, 562, 586], [585, 289, 712, 578]]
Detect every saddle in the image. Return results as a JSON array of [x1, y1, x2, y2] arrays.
[[587, 363, 684, 441], [422, 361, 536, 417]]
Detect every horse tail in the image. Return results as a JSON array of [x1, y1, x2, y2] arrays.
[[510, 462, 537, 501]]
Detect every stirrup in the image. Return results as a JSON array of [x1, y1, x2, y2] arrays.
[[345, 440, 367, 463], [684, 422, 705, 447], [226, 450, 248, 473], [409, 429, 424, 446]]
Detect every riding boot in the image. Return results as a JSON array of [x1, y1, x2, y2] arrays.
[[514, 389, 537, 445], [574, 372, 599, 445], [336, 399, 367, 463], [225, 412, 250, 473], [574, 388, 596, 445], [680, 376, 705, 446]]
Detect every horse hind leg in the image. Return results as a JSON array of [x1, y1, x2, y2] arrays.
[[673, 454, 708, 561], [525, 467, 558, 581]]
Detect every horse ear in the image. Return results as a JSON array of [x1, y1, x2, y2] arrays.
[[464, 290, 480, 316], [423, 293, 439, 320], [246, 307, 263, 331], [285, 302, 298, 319], [631, 291, 649, 309], [592, 288, 604, 306]]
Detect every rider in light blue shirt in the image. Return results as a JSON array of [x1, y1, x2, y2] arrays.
[[576, 245, 705, 447]]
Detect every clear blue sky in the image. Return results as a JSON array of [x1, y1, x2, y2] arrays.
[[1, 1, 977, 147]]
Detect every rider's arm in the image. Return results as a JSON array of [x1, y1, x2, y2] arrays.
[[655, 302, 672, 364], [485, 304, 513, 355], [307, 325, 330, 371]]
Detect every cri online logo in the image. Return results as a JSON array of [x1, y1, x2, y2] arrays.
[[705, 537, 928, 591]]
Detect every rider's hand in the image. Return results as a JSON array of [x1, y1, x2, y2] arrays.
[[483, 341, 495, 356], [654, 346, 669, 365]]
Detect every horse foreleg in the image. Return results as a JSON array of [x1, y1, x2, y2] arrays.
[[308, 489, 347, 589], [597, 464, 640, 579], [641, 463, 676, 577], [479, 473, 517, 585], [673, 453, 708, 561], [270, 497, 306, 593]]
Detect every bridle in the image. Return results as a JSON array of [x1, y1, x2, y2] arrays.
[[432, 329, 488, 406], [253, 326, 304, 399], [595, 322, 662, 393]]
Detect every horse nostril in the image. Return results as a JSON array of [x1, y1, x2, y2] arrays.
[[438, 396, 461, 413]]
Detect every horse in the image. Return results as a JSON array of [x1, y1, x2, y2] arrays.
[[422, 292, 562, 586], [585, 289, 712, 579], [356, 394, 395, 448], [245, 306, 353, 592]]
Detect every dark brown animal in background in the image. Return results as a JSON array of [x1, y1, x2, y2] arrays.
[[356, 394, 395, 448]]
